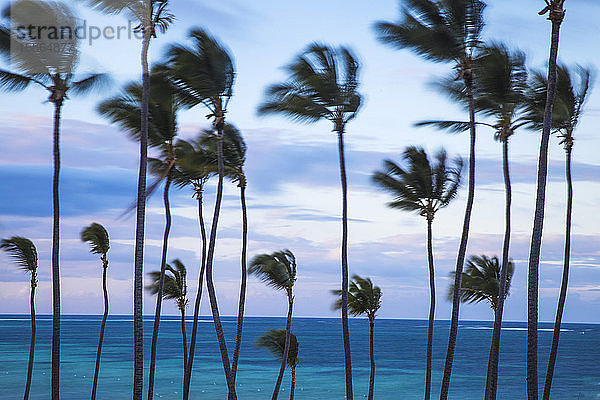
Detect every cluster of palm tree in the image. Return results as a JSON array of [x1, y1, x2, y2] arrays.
[[0, 0, 595, 399]]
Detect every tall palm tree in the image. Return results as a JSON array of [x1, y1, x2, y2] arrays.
[[98, 66, 180, 400], [449, 255, 514, 312], [0, 237, 38, 400], [249, 250, 297, 400], [258, 44, 361, 399], [524, 1, 566, 397], [82, 2, 173, 397], [256, 330, 300, 400], [164, 28, 236, 399], [374, 3, 485, 395], [372, 147, 462, 400], [0, 3, 108, 397], [524, 65, 593, 400], [333, 275, 382, 400], [146, 259, 188, 372], [417, 43, 528, 398], [80, 223, 111, 400]]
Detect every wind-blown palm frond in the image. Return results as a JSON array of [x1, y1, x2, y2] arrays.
[[415, 120, 472, 133], [196, 123, 247, 183], [448, 255, 514, 310], [71, 73, 111, 95], [81, 223, 110, 255], [256, 329, 299, 368], [0, 236, 38, 272], [332, 275, 382, 319], [249, 250, 296, 291], [146, 259, 187, 307]]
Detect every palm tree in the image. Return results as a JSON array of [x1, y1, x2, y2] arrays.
[[164, 28, 236, 399], [524, 65, 593, 400], [98, 66, 180, 400], [80, 223, 110, 400], [146, 259, 188, 373], [256, 330, 300, 400], [449, 255, 514, 312], [333, 275, 382, 400], [372, 147, 462, 400], [249, 250, 297, 400], [82, 2, 173, 396], [417, 43, 528, 399], [524, 1, 567, 397], [258, 44, 361, 399], [374, 3, 485, 395], [0, 3, 108, 397], [0, 237, 38, 400]]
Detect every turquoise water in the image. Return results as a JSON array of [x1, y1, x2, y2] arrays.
[[0, 315, 598, 399]]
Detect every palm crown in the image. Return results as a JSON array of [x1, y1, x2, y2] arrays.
[[81, 223, 110, 256], [449, 255, 514, 311], [258, 43, 361, 132], [333, 275, 382, 321], [256, 329, 299, 369], [372, 146, 462, 221], [0, 236, 38, 274], [249, 250, 297, 291], [146, 259, 187, 311]]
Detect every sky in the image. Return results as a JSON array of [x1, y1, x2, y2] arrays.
[[0, 0, 599, 323]]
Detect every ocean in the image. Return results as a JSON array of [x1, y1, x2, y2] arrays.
[[0, 315, 598, 399]]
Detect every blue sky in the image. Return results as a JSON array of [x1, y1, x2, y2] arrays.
[[1, 0, 599, 323]]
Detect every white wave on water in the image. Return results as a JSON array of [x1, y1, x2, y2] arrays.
[[462, 326, 573, 332]]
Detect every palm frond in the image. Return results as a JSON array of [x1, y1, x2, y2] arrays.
[[81, 223, 110, 255], [256, 329, 299, 368], [332, 275, 382, 318], [249, 249, 296, 291], [71, 73, 111, 95], [0, 236, 38, 272], [414, 120, 471, 133]]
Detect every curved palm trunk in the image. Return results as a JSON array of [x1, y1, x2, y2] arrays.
[[147, 173, 173, 400], [440, 75, 476, 400], [337, 129, 353, 400], [368, 317, 375, 400], [182, 193, 208, 400], [425, 218, 436, 400], [133, 28, 152, 400], [24, 273, 36, 400], [205, 122, 237, 400], [273, 292, 294, 400], [180, 308, 188, 373], [542, 146, 573, 400], [484, 139, 512, 399], [527, 7, 565, 399], [51, 101, 63, 400], [289, 365, 296, 400], [91, 257, 109, 400], [232, 182, 248, 382]]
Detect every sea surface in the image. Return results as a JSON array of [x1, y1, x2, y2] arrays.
[[0, 315, 598, 399]]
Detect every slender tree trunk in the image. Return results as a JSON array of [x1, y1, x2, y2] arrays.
[[181, 308, 188, 374], [542, 146, 573, 400], [484, 139, 512, 399], [440, 74, 476, 400], [232, 181, 248, 382], [51, 101, 62, 400], [368, 318, 375, 400], [289, 366, 296, 400], [273, 292, 294, 400], [134, 27, 152, 400], [24, 273, 36, 400], [205, 120, 237, 400], [147, 173, 173, 400], [425, 218, 436, 400], [527, 7, 564, 399], [183, 192, 208, 400], [91, 258, 109, 400], [337, 128, 353, 400]]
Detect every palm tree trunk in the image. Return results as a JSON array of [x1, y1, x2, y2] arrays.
[[232, 181, 248, 382], [527, 6, 565, 399], [440, 73, 477, 400], [273, 292, 294, 400], [183, 193, 207, 400], [368, 318, 375, 400], [337, 128, 353, 400], [542, 146, 573, 400], [91, 258, 109, 400], [51, 100, 62, 400], [133, 27, 152, 400], [289, 365, 296, 400], [484, 139, 512, 399], [24, 273, 36, 400], [181, 308, 188, 374], [425, 218, 436, 400], [205, 121, 237, 400], [147, 172, 173, 400]]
